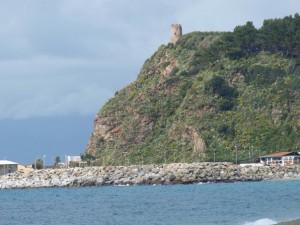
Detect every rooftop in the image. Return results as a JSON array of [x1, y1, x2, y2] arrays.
[[0, 160, 19, 165], [261, 151, 300, 158]]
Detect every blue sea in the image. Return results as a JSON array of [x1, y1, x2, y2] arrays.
[[0, 181, 300, 225]]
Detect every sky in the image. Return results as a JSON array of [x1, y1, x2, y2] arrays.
[[0, 0, 299, 164]]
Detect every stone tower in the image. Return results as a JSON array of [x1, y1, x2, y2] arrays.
[[171, 24, 182, 44]]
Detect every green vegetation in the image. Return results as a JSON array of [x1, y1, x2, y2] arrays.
[[213, 14, 300, 59], [32, 159, 44, 170], [86, 14, 300, 165], [53, 156, 61, 167]]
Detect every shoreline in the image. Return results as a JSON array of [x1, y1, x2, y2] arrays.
[[1, 162, 300, 189]]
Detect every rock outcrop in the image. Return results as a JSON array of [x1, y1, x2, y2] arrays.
[[170, 24, 182, 44], [1, 163, 300, 189], [85, 15, 300, 165]]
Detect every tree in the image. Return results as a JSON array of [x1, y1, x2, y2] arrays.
[[54, 156, 61, 166], [32, 159, 44, 170], [259, 14, 300, 57], [81, 153, 96, 164], [216, 21, 259, 59]]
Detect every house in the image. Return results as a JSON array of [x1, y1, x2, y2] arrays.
[[0, 160, 19, 176], [65, 155, 84, 168], [55, 162, 66, 168], [259, 151, 300, 166], [17, 164, 34, 173]]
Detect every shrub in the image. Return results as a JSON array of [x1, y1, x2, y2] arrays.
[[205, 76, 238, 98], [32, 159, 44, 170]]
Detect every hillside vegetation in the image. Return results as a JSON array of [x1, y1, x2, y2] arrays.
[[85, 14, 300, 165]]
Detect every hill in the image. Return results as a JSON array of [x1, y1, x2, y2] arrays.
[[85, 14, 300, 165]]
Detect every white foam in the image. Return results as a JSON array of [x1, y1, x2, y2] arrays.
[[243, 218, 277, 225]]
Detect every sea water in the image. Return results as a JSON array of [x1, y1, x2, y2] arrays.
[[0, 181, 300, 225]]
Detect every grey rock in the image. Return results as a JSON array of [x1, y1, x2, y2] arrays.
[[0, 163, 300, 189]]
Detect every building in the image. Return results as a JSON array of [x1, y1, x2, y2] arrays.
[[171, 24, 182, 44], [17, 164, 34, 173], [260, 151, 300, 166], [65, 155, 83, 168], [55, 162, 66, 168], [0, 160, 18, 176]]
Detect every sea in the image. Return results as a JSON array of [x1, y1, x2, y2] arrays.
[[0, 180, 300, 225]]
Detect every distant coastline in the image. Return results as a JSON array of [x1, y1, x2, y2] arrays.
[[277, 219, 300, 225], [1, 162, 300, 189]]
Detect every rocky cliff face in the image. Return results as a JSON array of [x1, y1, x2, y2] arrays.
[[86, 15, 300, 166], [86, 32, 221, 165]]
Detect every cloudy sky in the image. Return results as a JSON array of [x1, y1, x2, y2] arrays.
[[1, 0, 299, 164]]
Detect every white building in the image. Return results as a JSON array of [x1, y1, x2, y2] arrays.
[[260, 151, 300, 166], [65, 155, 82, 168], [0, 160, 19, 176]]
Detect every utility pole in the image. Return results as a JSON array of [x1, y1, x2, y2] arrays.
[[173, 151, 176, 163], [102, 156, 104, 167], [235, 144, 239, 165], [213, 150, 216, 163], [248, 150, 251, 163], [142, 154, 144, 165], [122, 152, 128, 166]]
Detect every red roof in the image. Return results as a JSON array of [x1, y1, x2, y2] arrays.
[[261, 151, 293, 158]]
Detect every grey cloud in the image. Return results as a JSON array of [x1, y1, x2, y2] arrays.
[[177, 0, 300, 32], [0, 0, 299, 119]]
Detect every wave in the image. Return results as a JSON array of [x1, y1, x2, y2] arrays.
[[243, 218, 277, 225]]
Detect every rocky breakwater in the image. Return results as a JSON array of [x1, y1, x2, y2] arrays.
[[276, 219, 300, 225], [1, 163, 300, 189]]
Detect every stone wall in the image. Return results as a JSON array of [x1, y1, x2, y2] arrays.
[[1, 163, 300, 189]]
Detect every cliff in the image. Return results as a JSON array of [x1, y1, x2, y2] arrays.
[[86, 14, 300, 165]]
